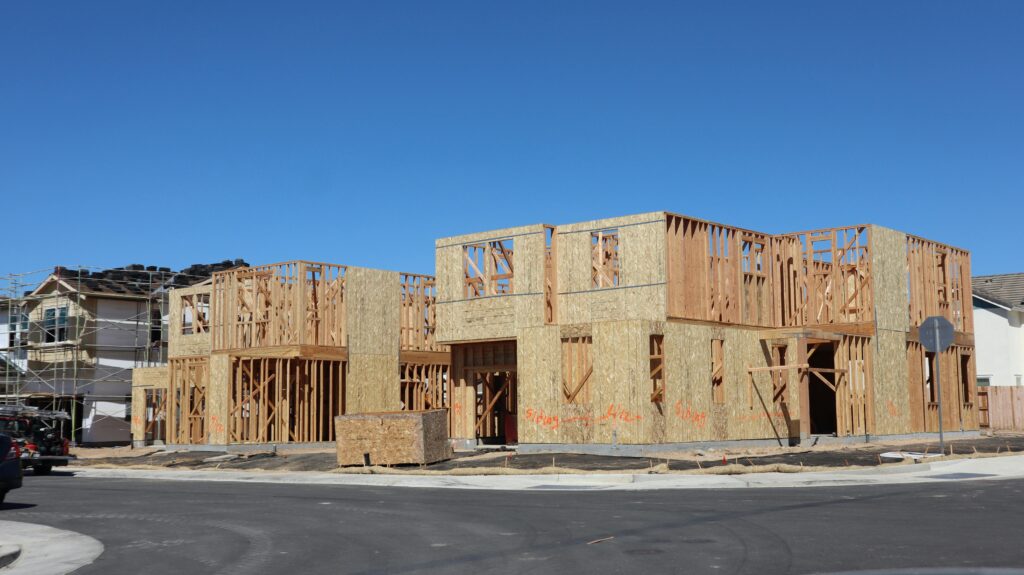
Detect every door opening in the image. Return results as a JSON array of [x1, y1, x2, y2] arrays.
[[473, 370, 518, 445], [808, 343, 837, 436]]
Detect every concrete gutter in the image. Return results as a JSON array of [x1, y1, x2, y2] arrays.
[[70, 454, 1024, 491]]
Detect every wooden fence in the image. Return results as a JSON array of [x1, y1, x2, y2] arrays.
[[979, 387, 1024, 431]]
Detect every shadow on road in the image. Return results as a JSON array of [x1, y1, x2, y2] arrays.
[[0, 502, 37, 511]]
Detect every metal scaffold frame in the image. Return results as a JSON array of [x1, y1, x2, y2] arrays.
[[0, 264, 232, 443]]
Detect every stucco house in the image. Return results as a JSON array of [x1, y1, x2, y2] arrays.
[[972, 273, 1024, 388]]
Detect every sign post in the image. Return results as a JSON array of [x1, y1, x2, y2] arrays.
[[920, 315, 955, 455]]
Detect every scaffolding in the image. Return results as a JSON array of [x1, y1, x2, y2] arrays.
[[0, 262, 244, 444]]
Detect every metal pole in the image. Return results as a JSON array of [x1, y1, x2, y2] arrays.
[[934, 321, 944, 455]]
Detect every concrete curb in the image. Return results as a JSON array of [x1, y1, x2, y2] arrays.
[[70, 454, 1024, 491], [0, 521, 104, 575]]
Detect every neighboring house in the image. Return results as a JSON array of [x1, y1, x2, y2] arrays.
[[973, 273, 1024, 388], [0, 260, 246, 445]]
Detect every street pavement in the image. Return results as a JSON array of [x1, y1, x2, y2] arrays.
[[2, 469, 1024, 574]]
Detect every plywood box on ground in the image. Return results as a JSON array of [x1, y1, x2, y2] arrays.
[[335, 409, 452, 466]]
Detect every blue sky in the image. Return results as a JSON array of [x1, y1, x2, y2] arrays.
[[1, 1, 1021, 277]]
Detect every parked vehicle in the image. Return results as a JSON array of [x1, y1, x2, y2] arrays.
[[0, 434, 23, 504], [0, 406, 74, 475]]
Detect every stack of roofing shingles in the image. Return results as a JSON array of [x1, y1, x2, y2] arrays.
[[51, 259, 248, 296]]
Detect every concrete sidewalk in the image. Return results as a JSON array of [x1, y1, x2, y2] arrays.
[[70, 453, 1024, 491], [0, 521, 103, 575]]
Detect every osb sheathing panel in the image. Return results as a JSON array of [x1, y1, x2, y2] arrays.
[[130, 367, 168, 441], [436, 225, 547, 343], [517, 326, 571, 444], [870, 226, 910, 333], [518, 321, 663, 445], [132, 366, 169, 389], [554, 211, 666, 236], [561, 286, 666, 325], [207, 354, 231, 444], [663, 322, 789, 443], [663, 322, 714, 442], [874, 329, 911, 435], [720, 327, 787, 442], [517, 320, 789, 445], [347, 354, 400, 414], [557, 217, 667, 325], [435, 224, 547, 302], [590, 320, 664, 444], [168, 283, 212, 358], [346, 268, 399, 355], [344, 267, 401, 414]]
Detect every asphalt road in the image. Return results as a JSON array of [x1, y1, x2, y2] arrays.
[[2, 472, 1024, 575]]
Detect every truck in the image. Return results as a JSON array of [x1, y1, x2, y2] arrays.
[[0, 405, 74, 475]]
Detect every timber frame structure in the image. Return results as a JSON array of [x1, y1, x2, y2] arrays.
[[131, 261, 450, 447], [435, 211, 978, 447]]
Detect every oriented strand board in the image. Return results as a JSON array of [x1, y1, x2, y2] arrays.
[[517, 320, 792, 446], [435, 225, 548, 343], [517, 326, 568, 444], [560, 286, 666, 325], [875, 330, 912, 435], [168, 283, 213, 357], [590, 320, 652, 444], [663, 322, 714, 442], [335, 410, 452, 466], [130, 367, 168, 442], [346, 267, 401, 414], [206, 353, 231, 444], [870, 226, 909, 333], [347, 354, 400, 414], [346, 267, 400, 354]]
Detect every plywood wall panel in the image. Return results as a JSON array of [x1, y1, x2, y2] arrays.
[[168, 283, 213, 357], [347, 354, 400, 414], [346, 268, 399, 355], [435, 225, 547, 344], [875, 330, 912, 435], [130, 367, 168, 442], [207, 353, 231, 445], [663, 322, 713, 443], [871, 226, 910, 333], [518, 326, 574, 444]]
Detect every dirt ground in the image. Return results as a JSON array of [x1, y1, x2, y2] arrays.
[[69, 432, 1024, 475]]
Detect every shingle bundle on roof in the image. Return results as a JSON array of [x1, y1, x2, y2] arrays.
[[50, 259, 248, 297]]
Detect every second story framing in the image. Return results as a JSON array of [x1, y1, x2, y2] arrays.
[[168, 260, 445, 357], [435, 211, 974, 343]]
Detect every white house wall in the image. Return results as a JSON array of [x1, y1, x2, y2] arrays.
[[81, 398, 130, 444], [974, 302, 1024, 387], [93, 298, 151, 368]]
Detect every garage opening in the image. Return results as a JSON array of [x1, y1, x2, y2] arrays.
[[452, 340, 518, 445], [473, 370, 518, 445], [808, 342, 837, 436]]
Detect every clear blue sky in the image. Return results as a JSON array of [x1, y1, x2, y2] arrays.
[[1, 1, 1021, 277]]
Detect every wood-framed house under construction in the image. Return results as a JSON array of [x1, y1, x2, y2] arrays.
[[435, 211, 978, 447], [131, 261, 449, 447]]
